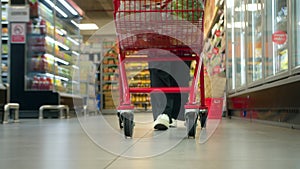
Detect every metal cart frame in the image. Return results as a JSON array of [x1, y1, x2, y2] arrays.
[[113, 0, 207, 138]]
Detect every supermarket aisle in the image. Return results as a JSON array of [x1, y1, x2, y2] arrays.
[[0, 113, 300, 169]]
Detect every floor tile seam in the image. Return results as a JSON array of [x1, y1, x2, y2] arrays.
[[103, 128, 153, 169]]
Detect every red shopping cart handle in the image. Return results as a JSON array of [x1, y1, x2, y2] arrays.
[[129, 87, 190, 93], [125, 56, 197, 62]]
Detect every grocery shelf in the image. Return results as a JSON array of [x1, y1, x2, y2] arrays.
[[1, 0, 9, 86], [99, 40, 120, 111], [60, 92, 83, 99], [8, 0, 83, 117]]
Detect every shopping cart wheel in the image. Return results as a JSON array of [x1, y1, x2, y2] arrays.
[[185, 111, 198, 138], [117, 112, 123, 129], [199, 109, 208, 129], [121, 112, 134, 138]]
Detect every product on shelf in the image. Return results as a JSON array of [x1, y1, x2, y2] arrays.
[[1, 3, 7, 21], [27, 18, 47, 35], [31, 76, 53, 90], [1, 63, 7, 72], [2, 27, 8, 36], [2, 44, 8, 54], [28, 0, 39, 18], [25, 2, 81, 95]]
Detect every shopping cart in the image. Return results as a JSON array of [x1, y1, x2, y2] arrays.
[[113, 0, 207, 138]]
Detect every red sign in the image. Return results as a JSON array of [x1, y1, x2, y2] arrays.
[[272, 31, 287, 45], [11, 23, 26, 43], [215, 30, 221, 37]]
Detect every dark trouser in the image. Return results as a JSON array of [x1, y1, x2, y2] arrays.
[[149, 60, 190, 122]]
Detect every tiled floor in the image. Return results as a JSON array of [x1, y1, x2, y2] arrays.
[[1, 113, 300, 169]]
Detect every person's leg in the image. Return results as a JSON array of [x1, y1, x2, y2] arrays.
[[170, 61, 191, 121], [149, 61, 172, 122]]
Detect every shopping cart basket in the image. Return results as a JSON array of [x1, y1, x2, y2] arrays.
[[113, 0, 207, 138]]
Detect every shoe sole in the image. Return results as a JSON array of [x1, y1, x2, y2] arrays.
[[154, 124, 168, 130]]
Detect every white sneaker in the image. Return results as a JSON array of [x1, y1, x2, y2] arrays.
[[169, 118, 177, 128], [154, 114, 169, 130]]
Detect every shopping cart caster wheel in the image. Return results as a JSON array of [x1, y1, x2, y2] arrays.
[[185, 112, 198, 138], [199, 110, 208, 129], [117, 112, 123, 129], [121, 112, 134, 138]]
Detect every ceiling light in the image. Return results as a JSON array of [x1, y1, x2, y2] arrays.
[[58, 0, 78, 15], [78, 23, 99, 30], [45, 0, 68, 18]]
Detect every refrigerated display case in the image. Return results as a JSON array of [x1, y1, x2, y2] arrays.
[[246, 0, 264, 83], [226, 0, 247, 91], [233, 0, 246, 89], [225, 0, 300, 126], [226, 0, 234, 91], [9, 0, 83, 117], [25, 2, 81, 94], [265, 0, 288, 78], [291, 0, 300, 71]]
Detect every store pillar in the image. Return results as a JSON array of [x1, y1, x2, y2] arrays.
[[8, 1, 29, 114]]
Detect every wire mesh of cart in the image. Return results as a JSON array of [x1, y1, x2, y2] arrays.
[[113, 0, 208, 138]]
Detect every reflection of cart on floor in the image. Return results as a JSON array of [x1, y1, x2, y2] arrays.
[[113, 0, 208, 138]]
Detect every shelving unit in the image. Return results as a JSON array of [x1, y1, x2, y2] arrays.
[[126, 61, 151, 110], [198, 0, 226, 100], [26, 2, 80, 94], [274, 1, 288, 72], [79, 60, 97, 114], [100, 40, 119, 111], [9, 0, 84, 117], [0, 0, 7, 120], [100, 41, 152, 112], [203, 0, 225, 76], [1, 0, 8, 84], [80, 43, 101, 112]]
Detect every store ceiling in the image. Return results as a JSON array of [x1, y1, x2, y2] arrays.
[[72, 0, 115, 42]]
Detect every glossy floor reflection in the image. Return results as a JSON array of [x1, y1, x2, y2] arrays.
[[1, 113, 300, 169]]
